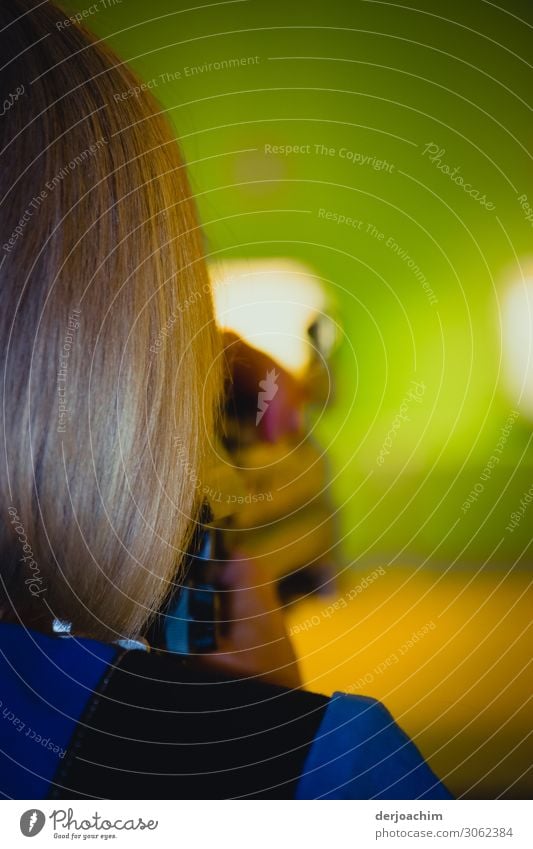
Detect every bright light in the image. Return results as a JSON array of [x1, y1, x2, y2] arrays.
[[210, 259, 332, 375], [501, 268, 533, 420]]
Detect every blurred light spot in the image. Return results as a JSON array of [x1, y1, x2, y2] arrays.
[[232, 150, 286, 195], [210, 258, 333, 375], [502, 270, 533, 420]]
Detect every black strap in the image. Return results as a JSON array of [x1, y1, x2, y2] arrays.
[[49, 649, 329, 799]]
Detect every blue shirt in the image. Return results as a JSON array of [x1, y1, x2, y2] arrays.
[[0, 623, 452, 799]]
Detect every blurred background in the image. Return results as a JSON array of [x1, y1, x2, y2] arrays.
[[63, 0, 532, 798]]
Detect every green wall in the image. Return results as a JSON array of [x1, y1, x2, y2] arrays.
[[64, 0, 533, 568]]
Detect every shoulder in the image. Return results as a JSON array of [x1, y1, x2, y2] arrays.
[[51, 648, 329, 800], [296, 692, 454, 800]]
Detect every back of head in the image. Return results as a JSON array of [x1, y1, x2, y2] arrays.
[[0, 0, 221, 640]]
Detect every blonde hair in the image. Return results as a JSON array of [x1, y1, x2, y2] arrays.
[[0, 0, 221, 640]]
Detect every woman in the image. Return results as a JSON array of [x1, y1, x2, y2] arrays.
[[0, 0, 452, 800]]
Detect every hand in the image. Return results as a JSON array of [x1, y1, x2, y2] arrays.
[[196, 554, 302, 689], [224, 436, 338, 604]]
